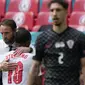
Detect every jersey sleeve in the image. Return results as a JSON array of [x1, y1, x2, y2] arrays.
[[79, 33, 85, 58], [33, 33, 45, 62]]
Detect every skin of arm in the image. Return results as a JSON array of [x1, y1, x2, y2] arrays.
[[27, 60, 41, 85], [33, 66, 42, 85], [80, 73, 84, 85], [81, 57, 85, 85], [0, 59, 17, 71], [13, 47, 32, 57]]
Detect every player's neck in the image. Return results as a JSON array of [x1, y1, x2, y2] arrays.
[[53, 23, 68, 34]]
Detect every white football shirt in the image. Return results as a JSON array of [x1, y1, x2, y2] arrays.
[[0, 39, 9, 54], [2, 46, 35, 85]]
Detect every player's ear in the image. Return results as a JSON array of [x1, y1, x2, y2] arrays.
[[25, 41, 30, 47]]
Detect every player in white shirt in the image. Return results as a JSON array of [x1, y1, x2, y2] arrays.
[[0, 19, 32, 71], [2, 27, 35, 85]]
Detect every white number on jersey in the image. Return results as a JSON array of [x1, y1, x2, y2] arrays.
[[58, 52, 64, 64]]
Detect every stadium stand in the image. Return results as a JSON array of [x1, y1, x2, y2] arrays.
[[6, 0, 10, 12], [7, 0, 39, 16], [36, 12, 52, 25], [1, 0, 76, 32], [0, 0, 6, 18], [32, 12, 52, 31], [4, 12, 34, 31], [69, 12, 85, 26], [73, 0, 85, 12], [40, 0, 72, 16]]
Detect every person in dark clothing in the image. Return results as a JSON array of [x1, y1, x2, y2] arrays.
[[28, 0, 85, 85], [0, 72, 2, 85]]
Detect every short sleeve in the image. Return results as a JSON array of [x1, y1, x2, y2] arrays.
[[79, 33, 85, 58], [33, 34, 45, 62]]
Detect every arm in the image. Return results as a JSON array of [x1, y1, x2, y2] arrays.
[[13, 47, 32, 57], [80, 73, 84, 85], [28, 33, 44, 85], [80, 57, 85, 85], [34, 75, 42, 85], [0, 59, 18, 71], [28, 60, 41, 85], [34, 66, 42, 85], [78, 33, 85, 85]]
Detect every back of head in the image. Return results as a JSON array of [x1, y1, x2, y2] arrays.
[[48, 0, 68, 10], [0, 19, 17, 32], [15, 27, 31, 47]]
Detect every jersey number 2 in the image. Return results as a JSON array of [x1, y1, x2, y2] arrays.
[[58, 52, 64, 64], [8, 61, 23, 84]]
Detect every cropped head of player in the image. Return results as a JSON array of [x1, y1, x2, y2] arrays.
[[14, 27, 31, 48], [0, 19, 16, 45], [48, 0, 68, 26]]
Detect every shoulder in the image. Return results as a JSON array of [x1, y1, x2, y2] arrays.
[[0, 39, 8, 48], [5, 51, 14, 58], [78, 32, 85, 41], [37, 29, 52, 40], [69, 27, 85, 42], [35, 30, 51, 46], [0, 39, 5, 43], [68, 26, 85, 37], [68, 26, 81, 33], [0, 40, 9, 54], [0, 39, 6, 44]]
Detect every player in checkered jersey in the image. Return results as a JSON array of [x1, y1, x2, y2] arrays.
[[2, 27, 37, 85], [28, 0, 85, 85]]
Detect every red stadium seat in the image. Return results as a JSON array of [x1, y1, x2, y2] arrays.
[[40, 0, 50, 12], [4, 12, 34, 31], [36, 12, 68, 26], [8, 0, 39, 16], [40, 0, 72, 16], [69, 25, 78, 29], [69, 12, 85, 26], [36, 12, 52, 25], [0, 0, 6, 17], [73, 0, 85, 12], [65, 0, 72, 16]]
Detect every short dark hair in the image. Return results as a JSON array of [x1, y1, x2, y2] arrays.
[[15, 27, 31, 46], [48, 0, 68, 9], [0, 19, 17, 31]]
